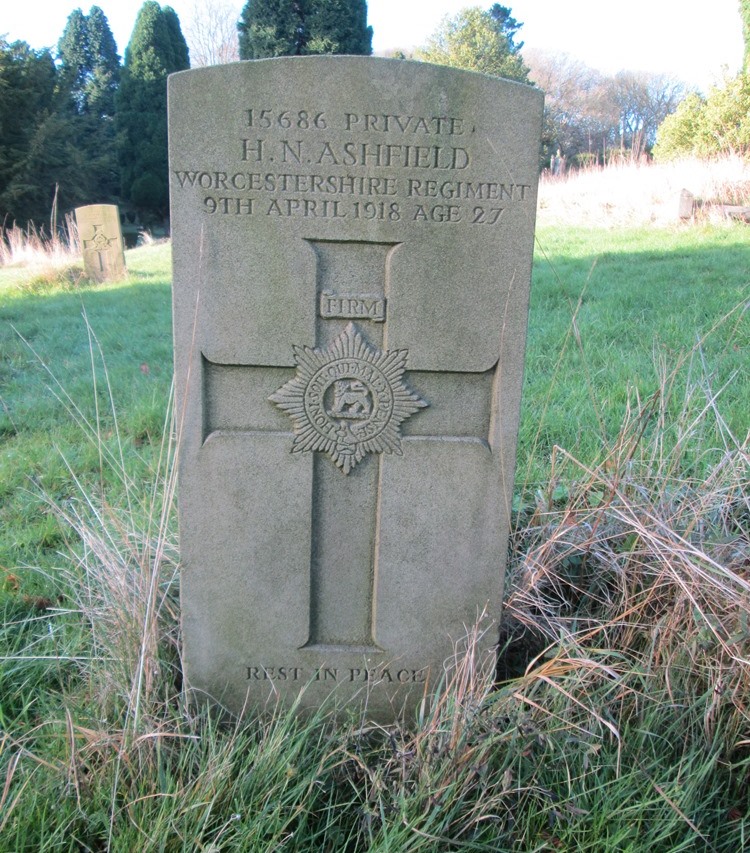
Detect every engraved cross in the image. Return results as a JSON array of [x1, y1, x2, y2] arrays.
[[82, 224, 116, 274], [201, 239, 496, 652]]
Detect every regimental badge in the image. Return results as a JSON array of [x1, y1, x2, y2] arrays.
[[82, 224, 116, 253], [269, 322, 428, 474]]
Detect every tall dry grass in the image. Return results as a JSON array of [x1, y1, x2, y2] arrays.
[[538, 155, 750, 227], [0, 214, 81, 268], [0, 214, 85, 293]]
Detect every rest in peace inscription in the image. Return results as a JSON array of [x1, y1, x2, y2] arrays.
[[172, 107, 533, 227]]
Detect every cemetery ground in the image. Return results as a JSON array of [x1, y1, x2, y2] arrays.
[[0, 179, 748, 847]]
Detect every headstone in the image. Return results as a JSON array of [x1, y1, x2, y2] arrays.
[[75, 204, 127, 282], [678, 188, 695, 220], [169, 57, 543, 718]]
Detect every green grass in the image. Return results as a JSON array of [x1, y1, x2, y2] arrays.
[[0, 243, 173, 584], [0, 224, 748, 851], [521, 225, 749, 482]]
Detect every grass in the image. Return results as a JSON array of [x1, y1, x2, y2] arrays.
[[520, 223, 749, 483], [0, 161, 748, 849]]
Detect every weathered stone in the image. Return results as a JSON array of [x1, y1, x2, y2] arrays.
[[75, 204, 126, 282], [169, 57, 543, 718], [678, 188, 695, 219]]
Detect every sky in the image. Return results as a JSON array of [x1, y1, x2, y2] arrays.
[[1, 0, 745, 93]]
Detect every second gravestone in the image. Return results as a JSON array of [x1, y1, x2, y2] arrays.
[[75, 204, 127, 282], [169, 57, 543, 717]]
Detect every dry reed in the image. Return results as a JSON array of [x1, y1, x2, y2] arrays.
[[538, 155, 750, 227]]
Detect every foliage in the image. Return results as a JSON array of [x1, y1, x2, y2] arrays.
[[607, 70, 684, 157], [653, 5, 750, 161], [238, 0, 302, 58], [0, 10, 124, 229], [0, 12, 121, 229], [305, 0, 373, 55], [654, 72, 750, 160], [58, 5, 120, 118], [0, 39, 62, 226], [238, 0, 372, 59], [527, 50, 610, 167], [489, 3, 524, 51], [116, 2, 189, 224], [651, 91, 705, 160], [414, 4, 530, 83], [56, 6, 121, 206]]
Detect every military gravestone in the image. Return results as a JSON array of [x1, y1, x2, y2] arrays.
[[169, 57, 543, 716], [75, 204, 127, 282]]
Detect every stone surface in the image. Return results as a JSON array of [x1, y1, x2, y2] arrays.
[[678, 188, 695, 219], [169, 57, 543, 717], [75, 204, 127, 282]]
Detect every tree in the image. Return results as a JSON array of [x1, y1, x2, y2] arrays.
[[57, 9, 90, 114], [305, 0, 372, 55], [654, 73, 750, 160], [414, 5, 530, 83], [653, 5, 750, 161], [652, 91, 707, 160], [526, 49, 684, 167], [58, 6, 120, 117], [237, 0, 372, 59], [238, 0, 302, 58], [183, 0, 241, 66], [525, 49, 612, 166], [488, 4, 523, 52], [607, 71, 684, 158], [0, 39, 66, 225], [163, 5, 191, 70], [116, 1, 189, 224], [57, 6, 121, 205]]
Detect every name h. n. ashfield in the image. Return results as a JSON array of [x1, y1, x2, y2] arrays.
[[242, 139, 470, 170], [320, 291, 385, 322]]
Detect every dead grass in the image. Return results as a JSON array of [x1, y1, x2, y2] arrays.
[[0, 215, 84, 288], [538, 155, 750, 228], [501, 349, 750, 760]]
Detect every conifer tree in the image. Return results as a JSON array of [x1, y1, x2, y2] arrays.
[[84, 6, 121, 117], [238, 0, 372, 59], [0, 39, 64, 224], [305, 0, 372, 55], [57, 6, 121, 206], [117, 1, 189, 224], [163, 5, 191, 70], [58, 6, 120, 117], [57, 10, 91, 114], [238, 0, 307, 58]]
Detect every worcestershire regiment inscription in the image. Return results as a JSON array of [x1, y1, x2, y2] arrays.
[[169, 57, 543, 716]]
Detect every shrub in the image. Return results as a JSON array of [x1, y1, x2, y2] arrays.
[[655, 73, 750, 160]]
